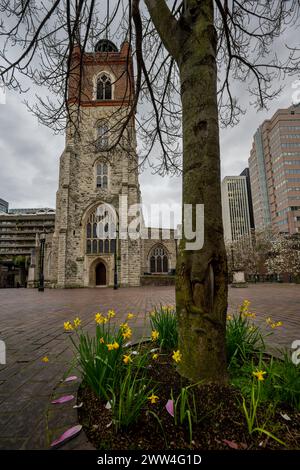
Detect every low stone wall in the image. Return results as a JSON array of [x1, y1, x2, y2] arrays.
[[140, 275, 175, 286]]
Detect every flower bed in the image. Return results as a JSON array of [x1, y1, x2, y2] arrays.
[[63, 303, 300, 450]]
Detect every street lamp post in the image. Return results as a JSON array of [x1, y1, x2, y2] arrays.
[[38, 231, 46, 292]]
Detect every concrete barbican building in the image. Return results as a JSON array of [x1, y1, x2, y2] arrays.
[[44, 39, 177, 288], [0, 206, 55, 288]]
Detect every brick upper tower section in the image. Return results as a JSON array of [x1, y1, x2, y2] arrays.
[[68, 40, 134, 107]]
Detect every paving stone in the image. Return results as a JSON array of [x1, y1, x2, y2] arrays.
[[0, 438, 27, 450], [21, 418, 49, 450], [0, 414, 12, 426], [48, 404, 78, 430]]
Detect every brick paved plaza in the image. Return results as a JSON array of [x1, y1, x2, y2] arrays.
[[0, 284, 299, 449]]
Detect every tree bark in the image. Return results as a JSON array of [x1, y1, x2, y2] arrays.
[[146, 0, 228, 383]]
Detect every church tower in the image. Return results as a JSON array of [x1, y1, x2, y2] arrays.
[[49, 39, 142, 287]]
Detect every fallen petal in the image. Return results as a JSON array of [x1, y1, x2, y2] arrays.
[[73, 402, 83, 409], [51, 395, 74, 404], [166, 399, 174, 417], [106, 421, 112, 428], [64, 376, 78, 382], [50, 425, 82, 448], [280, 413, 291, 421], [105, 401, 112, 410], [223, 439, 239, 449]]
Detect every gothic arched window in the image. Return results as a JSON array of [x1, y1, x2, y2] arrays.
[[93, 223, 97, 237], [85, 205, 116, 255], [96, 121, 109, 150], [86, 223, 91, 238], [150, 256, 155, 273], [110, 239, 116, 253], [96, 162, 108, 189], [96, 74, 112, 100], [149, 245, 169, 274]]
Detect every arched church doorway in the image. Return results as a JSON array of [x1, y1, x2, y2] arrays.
[[96, 262, 106, 286]]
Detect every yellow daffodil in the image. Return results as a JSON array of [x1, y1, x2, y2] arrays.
[[64, 321, 73, 331], [95, 313, 108, 324], [152, 353, 159, 360], [245, 312, 256, 318], [240, 300, 251, 316], [100, 337, 105, 344], [148, 394, 159, 404], [127, 313, 135, 320], [271, 321, 283, 329], [150, 310, 156, 317], [73, 317, 81, 329], [151, 330, 159, 341], [107, 341, 119, 351], [108, 309, 116, 319], [266, 317, 272, 325], [95, 313, 103, 324], [120, 322, 129, 330], [42, 356, 49, 363], [253, 370, 267, 381], [122, 327, 132, 340], [227, 314, 232, 321], [123, 354, 133, 365], [172, 350, 182, 363]]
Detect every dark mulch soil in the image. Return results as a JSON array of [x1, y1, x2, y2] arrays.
[[77, 352, 300, 450]]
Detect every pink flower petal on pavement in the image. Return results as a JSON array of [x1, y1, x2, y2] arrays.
[[223, 439, 239, 449], [50, 425, 82, 448], [51, 395, 74, 404], [64, 376, 78, 382], [166, 399, 174, 417]]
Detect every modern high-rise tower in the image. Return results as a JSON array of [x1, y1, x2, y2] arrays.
[[221, 176, 252, 243], [248, 104, 300, 234]]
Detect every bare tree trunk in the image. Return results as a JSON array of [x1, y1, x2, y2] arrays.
[[146, 0, 228, 383], [176, 2, 227, 383]]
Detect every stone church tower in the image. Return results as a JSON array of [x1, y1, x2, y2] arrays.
[[49, 39, 142, 287]]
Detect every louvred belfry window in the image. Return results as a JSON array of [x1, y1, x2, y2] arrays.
[[96, 163, 108, 189], [96, 74, 112, 100]]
